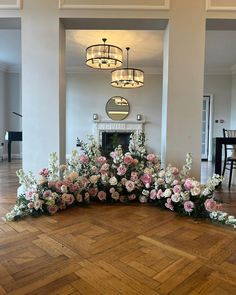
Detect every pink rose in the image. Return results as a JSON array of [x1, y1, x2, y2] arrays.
[[97, 191, 106, 201], [204, 198, 217, 212], [147, 153, 156, 162], [39, 168, 50, 177], [141, 173, 153, 185], [109, 187, 115, 194], [171, 167, 179, 175], [117, 165, 127, 176], [123, 154, 134, 165], [130, 171, 139, 182], [156, 189, 164, 199], [150, 189, 157, 200], [184, 201, 195, 212], [184, 178, 194, 190], [165, 198, 174, 211], [79, 155, 89, 164], [173, 185, 182, 194], [96, 156, 107, 165], [43, 190, 52, 199], [125, 180, 135, 192], [100, 163, 110, 174], [88, 187, 98, 197], [47, 205, 58, 215], [69, 184, 79, 193]]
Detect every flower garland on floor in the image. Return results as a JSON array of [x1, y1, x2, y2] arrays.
[[4, 132, 236, 228]]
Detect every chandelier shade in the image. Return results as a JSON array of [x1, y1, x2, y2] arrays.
[[111, 47, 144, 88], [86, 38, 123, 70]]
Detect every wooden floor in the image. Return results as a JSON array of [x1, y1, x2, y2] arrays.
[[0, 160, 236, 295]]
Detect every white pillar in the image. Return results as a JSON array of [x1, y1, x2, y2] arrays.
[[21, 0, 65, 173], [161, 0, 206, 178]]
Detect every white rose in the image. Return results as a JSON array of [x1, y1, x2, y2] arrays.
[[163, 189, 172, 198], [61, 185, 68, 193], [190, 186, 201, 196], [181, 191, 190, 201], [109, 176, 118, 186], [158, 171, 165, 178], [171, 193, 180, 203]]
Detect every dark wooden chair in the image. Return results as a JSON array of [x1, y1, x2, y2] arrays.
[[222, 128, 236, 188]]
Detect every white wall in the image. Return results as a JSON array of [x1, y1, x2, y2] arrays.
[[0, 71, 6, 151], [204, 74, 232, 137], [231, 74, 236, 129], [66, 72, 162, 155]]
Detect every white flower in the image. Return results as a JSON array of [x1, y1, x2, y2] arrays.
[[139, 195, 148, 203], [181, 191, 190, 201], [163, 189, 172, 198], [171, 193, 181, 203], [142, 189, 149, 196], [109, 176, 118, 186], [61, 185, 68, 193]]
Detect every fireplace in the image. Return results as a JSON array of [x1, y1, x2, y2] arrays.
[[102, 132, 131, 156]]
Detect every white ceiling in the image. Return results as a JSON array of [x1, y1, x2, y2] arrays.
[[2, 29, 236, 73]]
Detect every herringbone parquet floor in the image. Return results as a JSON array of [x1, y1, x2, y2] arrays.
[[0, 160, 236, 295]]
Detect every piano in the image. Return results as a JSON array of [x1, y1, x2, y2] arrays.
[[5, 131, 22, 162]]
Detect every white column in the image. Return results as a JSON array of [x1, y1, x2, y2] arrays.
[[161, 0, 206, 178], [21, 0, 65, 173]]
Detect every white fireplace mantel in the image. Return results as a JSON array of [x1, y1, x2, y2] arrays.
[[93, 120, 145, 144]]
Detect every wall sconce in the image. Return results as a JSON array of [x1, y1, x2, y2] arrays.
[[137, 114, 142, 121], [93, 113, 98, 121]]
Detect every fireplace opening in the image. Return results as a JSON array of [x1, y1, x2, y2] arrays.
[[102, 132, 132, 156]]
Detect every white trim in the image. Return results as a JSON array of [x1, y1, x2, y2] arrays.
[[59, 0, 170, 10], [0, 0, 22, 9], [203, 94, 214, 161], [206, 0, 236, 11]]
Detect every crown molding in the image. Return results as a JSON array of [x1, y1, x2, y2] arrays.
[[59, 0, 169, 10], [0, 0, 22, 10], [206, 0, 236, 11]]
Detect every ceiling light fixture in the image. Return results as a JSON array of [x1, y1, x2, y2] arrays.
[[111, 47, 144, 89], [86, 38, 123, 70]]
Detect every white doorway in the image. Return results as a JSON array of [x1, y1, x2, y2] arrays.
[[202, 94, 213, 161]]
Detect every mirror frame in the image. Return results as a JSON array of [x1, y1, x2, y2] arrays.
[[106, 96, 130, 121]]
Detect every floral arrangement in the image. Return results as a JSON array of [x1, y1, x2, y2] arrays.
[[4, 132, 236, 229]]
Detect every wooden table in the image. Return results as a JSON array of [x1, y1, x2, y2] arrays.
[[215, 137, 236, 175]]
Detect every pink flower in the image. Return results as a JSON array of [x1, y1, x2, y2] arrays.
[[96, 156, 107, 165], [55, 181, 63, 192], [97, 191, 106, 201], [117, 165, 127, 176], [27, 202, 34, 209], [48, 181, 55, 188], [88, 187, 98, 197], [109, 187, 115, 194], [125, 180, 135, 192], [47, 205, 58, 215], [204, 198, 217, 212], [69, 184, 79, 193], [147, 153, 156, 162], [43, 190, 52, 199], [172, 180, 179, 186], [150, 189, 157, 200], [39, 168, 50, 177], [156, 189, 164, 199], [130, 171, 139, 182], [171, 167, 179, 175], [100, 163, 110, 174], [25, 190, 36, 200], [123, 154, 134, 165], [91, 166, 99, 174], [79, 155, 89, 164], [141, 173, 153, 185], [184, 178, 194, 190], [165, 198, 174, 211], [61, 193, 75, 205], [184, 201, 195, 212], [173, 185, 182, 194]]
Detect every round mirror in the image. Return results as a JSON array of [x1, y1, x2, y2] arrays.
[[106, 96, 130, 121]]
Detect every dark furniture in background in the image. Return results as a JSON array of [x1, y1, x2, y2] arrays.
[[5, 131, 22, 162]]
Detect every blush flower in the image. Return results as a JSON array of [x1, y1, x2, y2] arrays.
[[147, 153, 156, 162], [150, 189, 157, 200], [97, 191, 106, 201], [184, 201, 195, 213], [204, 198, 217, 212], [130, 171, 139, 182], [141, 173, 152, 185], [165, 198, 174, 211], [125, 180, 135, 192], [79, 155, 89, 164], [96, 156, 107, 165], [117, 165, 127, 176], [47, 205, 58, 215], [123, 154, 134, 165]]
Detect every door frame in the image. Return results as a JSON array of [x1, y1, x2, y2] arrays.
[[203, 93, 214, 161]]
